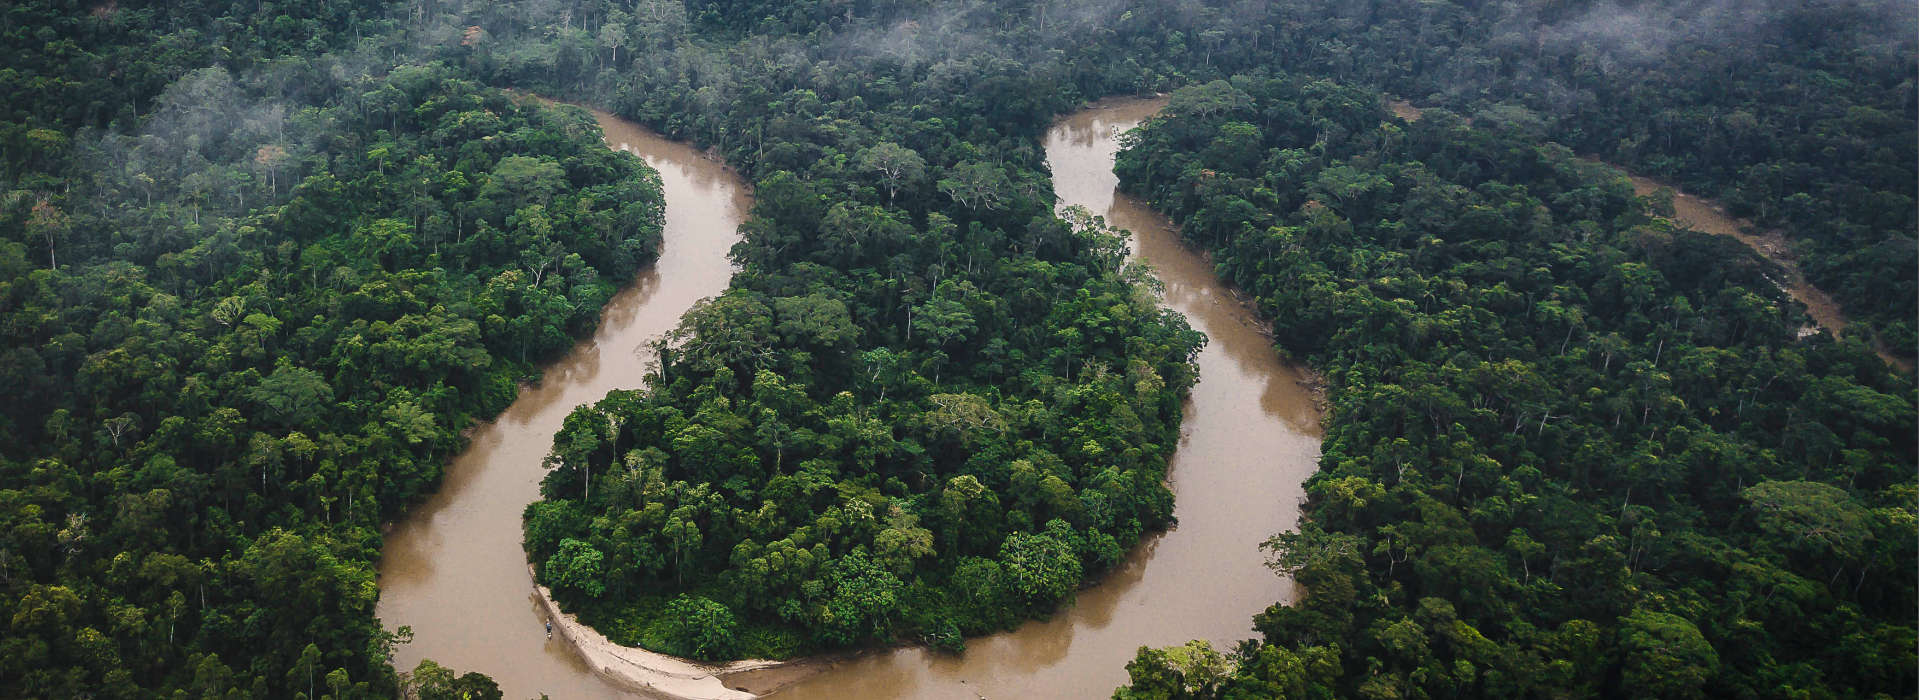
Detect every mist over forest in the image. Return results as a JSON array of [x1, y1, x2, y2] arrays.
[[0, 0, 1912, 698]]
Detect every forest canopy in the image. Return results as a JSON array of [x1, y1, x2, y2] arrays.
[[518, 55, 1206, 660], [1112, 75, 1915, 699], [0, 27, 664, 693], [0, 0, 1912, 696]]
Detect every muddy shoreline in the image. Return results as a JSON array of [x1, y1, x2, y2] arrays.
[[529, 563, 801, 700], [376, 101, 753, 700]]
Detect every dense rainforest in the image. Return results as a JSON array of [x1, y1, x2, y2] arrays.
[[1112, 76, 1915, 698], [1152, 0, 1918, 357], [503, 4, 1216, 660], [562, 0, 1919, 358], [0, 0, 1913, 697], [1, 2, 664, 693]]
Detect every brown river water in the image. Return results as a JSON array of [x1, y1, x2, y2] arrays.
[[377, 105, 749, 699], [378, 98, 1325, 699]]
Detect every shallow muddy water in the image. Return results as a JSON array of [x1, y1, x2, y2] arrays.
[[376, 104, 749, 700]]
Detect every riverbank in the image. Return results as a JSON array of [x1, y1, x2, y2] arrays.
[[530, 564, 797, 699], [376, 102, 752, 700]]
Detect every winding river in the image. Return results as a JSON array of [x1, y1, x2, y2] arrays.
[[761, 98, 1324, 698], [377, 105, 750, 700], [377, 98, 1325, 699]]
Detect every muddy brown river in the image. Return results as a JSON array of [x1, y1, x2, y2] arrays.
[[376, 105, 749, 700], [378, 98, 1325, 699]]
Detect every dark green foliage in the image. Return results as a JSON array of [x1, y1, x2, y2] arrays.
[[0, 0, 390, 141], [1114, 75, 1916, 698], [1617, 609, 1718, 699], [1113, 640, 1236, 700], [483, 0, 1216, 658], [1188, 0, 1919, 356], [5, 0, 1912, 692], [398, 659, 504, 700], [0, 49, 663, 697], [663, 595, 739, 661], [520, 81, 1204, 656], [998, 520, 1084, 608], [546, 539, 609, 599]]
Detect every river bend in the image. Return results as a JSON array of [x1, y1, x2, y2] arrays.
[[764, 98, 1324, 699], [378, 98, 1324, 699], [377, 105, 748, 700]]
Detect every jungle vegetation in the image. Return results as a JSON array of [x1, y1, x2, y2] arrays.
[[0, 0, 1912, 696], [1112, 75, 1915, 699], [1, 4, 663, 690]]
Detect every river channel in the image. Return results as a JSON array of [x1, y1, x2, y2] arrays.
[[376, 104, 749, 700], [377, 98, 1325, 699]]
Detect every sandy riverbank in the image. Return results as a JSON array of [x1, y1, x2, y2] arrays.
[[530, 563, 806, 699]]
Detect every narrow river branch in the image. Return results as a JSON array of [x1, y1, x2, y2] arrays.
[[377, 103, 750, 700]]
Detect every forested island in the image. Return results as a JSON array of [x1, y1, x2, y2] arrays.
[[1, 0, 1913, 698]]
